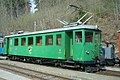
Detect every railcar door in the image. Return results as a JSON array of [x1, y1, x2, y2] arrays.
[[4, 38, 10, 55], [84, 31, 95, 61], [65, 31, 73, 59], [73, 30, 84, 61]]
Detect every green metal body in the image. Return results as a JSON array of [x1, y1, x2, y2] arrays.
[[73, 30, 101, 63], [4, 29, 101, 64]]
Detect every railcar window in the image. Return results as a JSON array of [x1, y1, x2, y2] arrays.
[[95, 33, 99, 43], [36, 36, 42, 46], [75, 32, 82, 43], [21, 38, 26, 46], [10, 39, 12, 46], [85, 32, 93, 42], [56, 34, 61, 45], [2, 43, 4, 47], [46, 35, 53, 45], [14, 38, 18, 46], [28, 37, 33, 46], [0, 43, 1, 48], [0, 43, 3, 47]]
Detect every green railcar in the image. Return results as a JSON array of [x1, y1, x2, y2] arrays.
[[4, 25, 102, 72]]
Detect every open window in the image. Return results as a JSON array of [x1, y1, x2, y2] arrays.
[[36, 36, 42, 46], [56, 34, 61, 45], [85, 32, 93, 42], [75, 32, 82, 43], [21, 38, 26, 46], [28, 37, 33, 46], [14, 38, 18, 46], [46, 35, 53, 45]]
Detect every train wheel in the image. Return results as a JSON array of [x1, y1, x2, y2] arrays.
[[106, 61, 115, 66], [39, 60, 43, 65], [84, 66, 93, 73], [54, 62, 60, 67]]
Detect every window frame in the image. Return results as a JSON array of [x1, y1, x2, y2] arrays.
[[21, 38, 26, 46], [56, 34, 62, 46], [28, 37, 33, 46], [45, 35, 53, 46], [10, 39, 12, 46], [36, 36, 42, 46], [14, 38, 18, 46], [75, 31, 82, 43], [0, 43, 2, 48], [95, 32, 101, 43], [85, 31, 93, 43]]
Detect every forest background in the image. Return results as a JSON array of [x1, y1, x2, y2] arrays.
[[0, 0, 120, 48]]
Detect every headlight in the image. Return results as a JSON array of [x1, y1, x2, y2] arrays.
[[86, 51, 90, 54]]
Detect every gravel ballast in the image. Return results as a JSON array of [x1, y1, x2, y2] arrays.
[[0, 60, 120, 80]]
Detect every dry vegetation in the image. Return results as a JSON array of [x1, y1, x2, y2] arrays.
[[0, 0, 120, 49]]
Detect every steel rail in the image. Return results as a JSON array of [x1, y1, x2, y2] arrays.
[[96, 70, 120, 77], [0, 63, 72, 80]]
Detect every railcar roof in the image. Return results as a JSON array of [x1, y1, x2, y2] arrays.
[[5, 25, 100, 38]]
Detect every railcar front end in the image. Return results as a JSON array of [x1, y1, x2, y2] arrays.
[[72, 29, 103, 72], [73, 29, 101, 62]]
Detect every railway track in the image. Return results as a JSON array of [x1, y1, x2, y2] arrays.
[[0, 60, 120, 80], [0, 63, 72, 80], [96, 70, 120, 77]]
